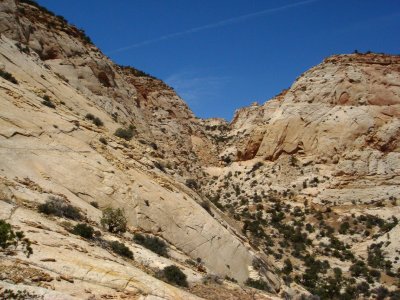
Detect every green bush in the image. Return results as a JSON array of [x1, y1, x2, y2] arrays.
[[224, 276, 238, 283], [0, 289, 41, 299], [0, 219, 32, 258], [93, 117, 103, 126], [90, 201, 99, 208], [133, 233, 168, 257], [0, 70, 18, 84], [162, 265, 188, 287], [85, 113, 103, 127], [100, 207, 127, 234], [99, 137, 107, 145], [249, 162, 264, 173], [16, 42, 30, 54], [200, 201, 212, 214], [109, 240, 133, 259], [20, 0, 56, 17], [282, 258, 293, 275], [350, 260, 369, 277], [114, 125, 135, 141], [41, 95, 56, 109], [367, 243, 383, 267], [245, 278, 271, 291], [185, 179, 198, 189], [85, 113, 95, 120], [38, 197, 82, 220], [118, 65, 158, 80], [72, 223, 94, 239], [339, 222, 350, 234]]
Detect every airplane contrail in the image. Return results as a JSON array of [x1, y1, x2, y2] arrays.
[[107, 0, 320, 54]]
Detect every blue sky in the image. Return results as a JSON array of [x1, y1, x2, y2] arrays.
[[36, 0, 400, 120]]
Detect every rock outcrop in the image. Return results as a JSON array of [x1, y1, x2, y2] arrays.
[[1, 0, 399, 299], [0, 1, 280, 299], [200, 53, 400, 298]]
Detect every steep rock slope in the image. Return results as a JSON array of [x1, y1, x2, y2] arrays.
[[1, 0, 400, 299], [201, 53, 400, 298], [0, 0, 281, 299], [217, 53, 400, 206]]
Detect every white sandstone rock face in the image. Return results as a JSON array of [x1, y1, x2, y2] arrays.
[[200, 52, 400, 290], [222, 54, 400, 192], [1, 0, 400, 298], [0, 1, 281, 298]]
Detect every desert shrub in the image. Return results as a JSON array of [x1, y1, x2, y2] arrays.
[[224, 276, 238, 283], [210, 195, 225, 211], [185, 179, 198, 189], [38, 197, 82, 220], [282, 258, 293, 275], [200, 201, 212, 214], [153, 161, 166, 172], [339, 222, 350, 234], [350, 260, 369, 277], [109, 241, 133, 259], [133, 233, 168, 257], [97, 71, 111, 87], [0, 219, 33, 258], [118, 64, 158, 79], [162, 265, 188, 287], [374, 286, 389, 300], [85, 113, 103, 127], [114, 125, 135, 141], [245, 278, 271, 291], [41, 95, 56, 108], [72, 223, 94, 239], [100, 207, 127, 234], [79, 29, 93, 45], [242, 220, 266, 238], [305, 223, 314, 232], [16, 42, 30, 54], [185, 259, 197, 266], [202, 274, 222, 284], [0, 70, 18, 84], [20, 0, 56, 16], [249, 161, 264, 173], [85, 113, 95, 120], [99, 137, 107, 145], [369, 269, 381, 279], [0, 289, 41, 299], [93, 117, 103, 127], [367, 243, 384, 268], [356, 281, 370, 297], [90, 201, 99, 208]]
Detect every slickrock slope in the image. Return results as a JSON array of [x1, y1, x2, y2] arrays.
[[0, 0, 280, 299], [1, 0, 400, 299]]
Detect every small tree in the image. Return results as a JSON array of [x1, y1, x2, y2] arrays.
[[114, 125, 135, 141], [72, 223, 94, 239], [245, 278, 271, 291], [90, 201, 99, 208], [100, 207, 127, 234], [38, 197, 82, 220], [282, 258, 293, 275], [162, 265, 188, 287], [0, 70, 18, 84], [185, 179, 197, 190], [109, 241, 133, 259], [133, 233, 168, 257], [339, 222, 350, 234], [0, 219, 33, 257]]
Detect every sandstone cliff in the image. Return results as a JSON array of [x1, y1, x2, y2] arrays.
[[1, 0, 399, 299], [0, 0, 280, 299], [201, 53, 400, 298]]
